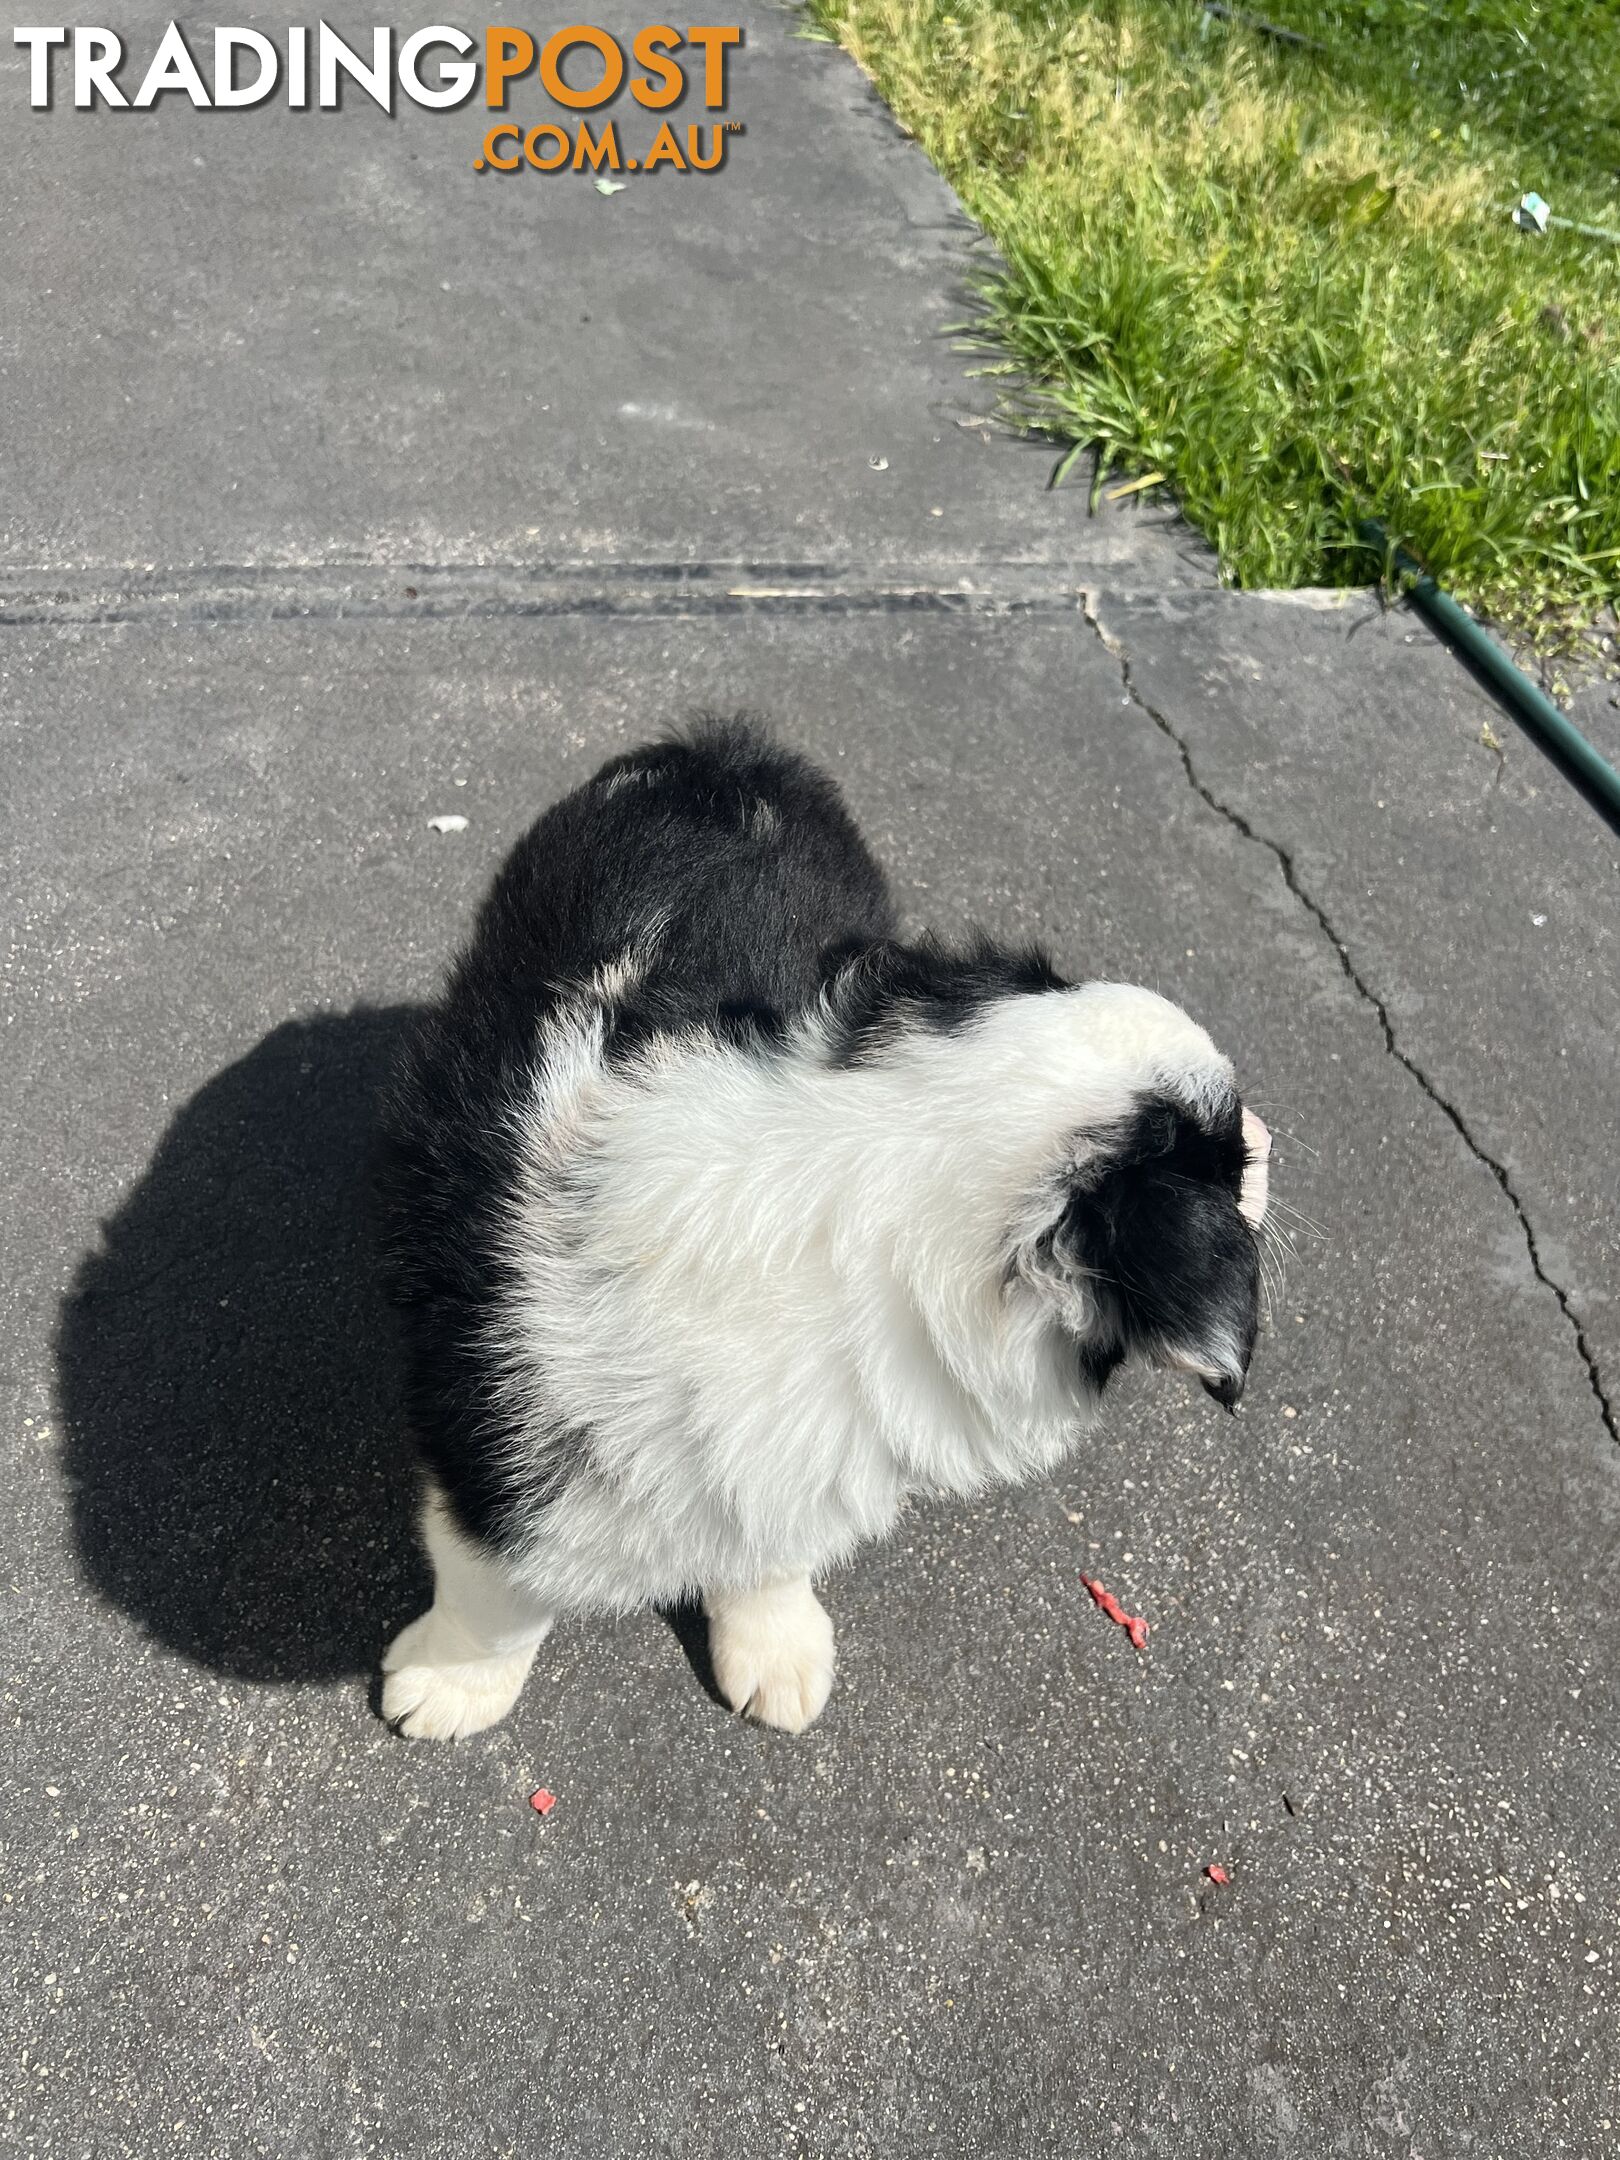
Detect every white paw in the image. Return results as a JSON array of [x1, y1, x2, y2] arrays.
[[380, 1609, 537, 1741], [707, 1580, 836, 1734]]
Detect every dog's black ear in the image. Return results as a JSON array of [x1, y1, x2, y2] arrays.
[[1052, 1094, 1261, 1405]]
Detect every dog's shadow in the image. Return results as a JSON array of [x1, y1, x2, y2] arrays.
[[56, 1007, 722, 1700], [56, 1009, 431, 1683]]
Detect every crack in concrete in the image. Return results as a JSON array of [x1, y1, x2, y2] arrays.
[[1083, 593, 1619, 1447]]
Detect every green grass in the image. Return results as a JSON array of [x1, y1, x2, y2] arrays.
[[804, 0, 1620, 631]]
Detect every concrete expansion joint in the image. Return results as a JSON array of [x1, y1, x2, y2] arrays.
[[1082, 588, 1619, 1448], [0, 558, 1110, 628]]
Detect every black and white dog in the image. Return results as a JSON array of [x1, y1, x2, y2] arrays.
[[377, 721, 1269, 1739]]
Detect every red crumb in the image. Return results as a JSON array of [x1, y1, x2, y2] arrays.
[[1204, 1864, 1230, 1886], [1080, 1575, 1150, 1651], [529, 1788, 557, 1817]]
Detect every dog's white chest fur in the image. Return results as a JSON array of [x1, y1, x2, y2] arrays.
[[487, 987, 1198, 1609]]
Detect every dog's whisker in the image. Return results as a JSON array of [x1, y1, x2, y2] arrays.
[[1268, 1198, 1329, 1241]]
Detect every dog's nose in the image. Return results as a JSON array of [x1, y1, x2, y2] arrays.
[[1203, 1372, 1243, 1414]]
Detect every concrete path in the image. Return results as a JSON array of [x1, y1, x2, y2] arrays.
[[4, 8, 1617, 2156]]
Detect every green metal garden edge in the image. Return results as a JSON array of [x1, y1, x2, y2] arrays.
[[1359, 519, 1620, 823]]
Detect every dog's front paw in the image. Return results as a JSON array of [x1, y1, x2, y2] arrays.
[[380, 1609, 537, 1741], [706, 1578, 836, 1733]]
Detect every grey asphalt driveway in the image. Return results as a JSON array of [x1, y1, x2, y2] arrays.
[[3, 8, 1617, 2155]]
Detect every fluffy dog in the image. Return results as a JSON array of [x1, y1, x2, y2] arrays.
[[377, 720, 1269, 1738]]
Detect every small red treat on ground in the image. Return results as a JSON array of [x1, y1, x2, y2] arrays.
[[1080, 1575, 1150, 1651], [1204, 1864, 1230, 1886], [529, 1788, 557, 1817]]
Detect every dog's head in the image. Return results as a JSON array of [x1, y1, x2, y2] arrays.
[[817, 950, 1269, 1412], [1004, 986, 1270, 1410]]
